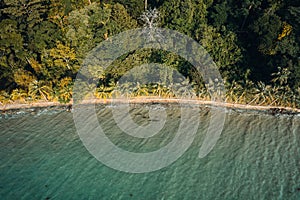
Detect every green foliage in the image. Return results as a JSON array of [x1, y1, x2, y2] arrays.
[[0, 19, 25, 89], [56, 77, 73, 103], [200, 25, 242, 79], [0, 0, 299, 108], [13, 69, 37, 89], [160, 0, 207, 37], [66, 2, 137, 59], [209, 1, 229, 28], [28, 80, 53, 101], [107, 0, 145, 19], [251, 13, 282, 55], [43, 41, 79, 80]]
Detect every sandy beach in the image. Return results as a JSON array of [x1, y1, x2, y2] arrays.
[[1, 97, 300, 114]]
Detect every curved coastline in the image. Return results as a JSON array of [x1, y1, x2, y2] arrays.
[[1, 97, 300, 116]]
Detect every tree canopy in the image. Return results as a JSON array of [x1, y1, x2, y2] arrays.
[[0, 0, 299, 107]]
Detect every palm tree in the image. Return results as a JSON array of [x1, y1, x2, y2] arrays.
[[268, 86, 280, 106], [225, 81, 240, 103], [271, 67, 290, 86], [120, 82, 134, 98], [95, 86, 111, 100], [278, 85, 294, 107], [0, 91, 12, 105], [152, 83, 163, 97], [133, 83, 149, 97], [28, 80, 53, 101], [248, 82, 273, 105], [10, 89, 28, 103], [198, 87, 210, 101], [56, 77, 73, 103]]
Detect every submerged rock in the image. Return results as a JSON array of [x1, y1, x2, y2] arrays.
[[268, 108, 296, 115]]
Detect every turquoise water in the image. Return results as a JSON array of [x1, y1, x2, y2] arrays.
[[1, 105, 300, 199]]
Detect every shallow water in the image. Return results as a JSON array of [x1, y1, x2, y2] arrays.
[[0, 104, 300, 199]]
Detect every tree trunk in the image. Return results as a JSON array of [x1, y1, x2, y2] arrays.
[[144, 0, 147, 10]]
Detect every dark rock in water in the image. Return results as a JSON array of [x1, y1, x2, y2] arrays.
[[268, 108, 280, 115], [66, 104, 72, 112], [297, 187, 300, 191], [268, 108, 295, 115], [129, 193, 133, 197], [45, 197, 50, 200]]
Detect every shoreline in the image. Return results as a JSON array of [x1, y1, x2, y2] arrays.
[[1, 97, 300, 115]]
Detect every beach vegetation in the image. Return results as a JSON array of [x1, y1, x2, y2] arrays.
[[0, 0, 299, 109]]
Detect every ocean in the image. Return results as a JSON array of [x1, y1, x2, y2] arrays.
[[1, 104, 299, 199]]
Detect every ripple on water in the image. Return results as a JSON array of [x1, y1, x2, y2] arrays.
[[0, 104, 300, 199]]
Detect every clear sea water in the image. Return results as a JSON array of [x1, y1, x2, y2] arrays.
[[0, 104, 300, 200]]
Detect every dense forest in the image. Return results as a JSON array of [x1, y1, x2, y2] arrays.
[[0, 0, 299, 107]]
